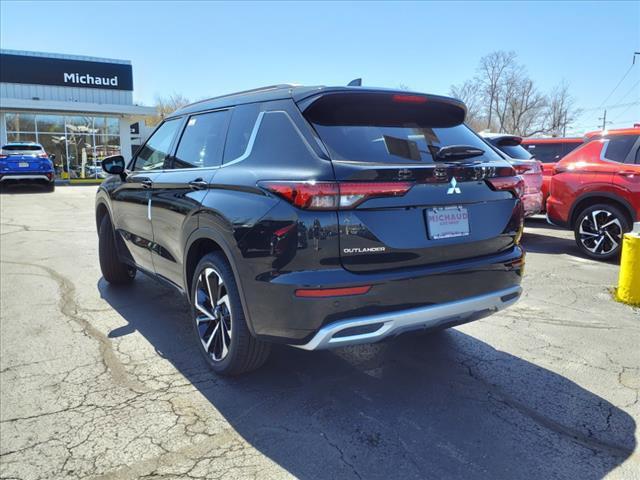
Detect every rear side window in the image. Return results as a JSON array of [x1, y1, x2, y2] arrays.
[[134, 119, 181, 171], [223, 103, 261, 163], [304, 94, 500, 163], [562, 142, 581, 157], [497, 144, 532, 160], [524, 143, 563, 163], [602, 135, 638, 163], [174, 110, 230, 169]]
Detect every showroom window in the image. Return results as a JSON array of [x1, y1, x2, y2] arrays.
[[4, 113, 121, 180]]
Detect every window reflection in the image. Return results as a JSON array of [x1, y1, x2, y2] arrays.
[[4, 113, 122, 180]]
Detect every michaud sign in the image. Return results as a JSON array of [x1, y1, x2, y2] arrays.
[[0, 53, 133, 91]]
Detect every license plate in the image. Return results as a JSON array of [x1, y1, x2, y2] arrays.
[[18, 162, 29, 168], [426, 206, 470, 239]]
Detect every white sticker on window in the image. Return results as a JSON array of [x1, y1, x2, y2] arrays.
[[188, 118, 197, 127]]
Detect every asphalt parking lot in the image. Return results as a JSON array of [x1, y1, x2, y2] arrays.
[[1, 185, 639, 480]]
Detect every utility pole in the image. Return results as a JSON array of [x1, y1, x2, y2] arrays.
[[598, 110, 611, 131]]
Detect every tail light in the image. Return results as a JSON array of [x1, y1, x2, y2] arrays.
[[513, 162, 541, 175], [38, 153, 49, 159], [259, 181, 413, 210], [486, 176, 525, 198], [513, 164, 532, 175], [0, 154, 7, 159]]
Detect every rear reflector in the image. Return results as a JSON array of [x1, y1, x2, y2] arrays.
[[259, 181, 413, 210], [295, 286, 372, 297], [486, 176, 525, 198]]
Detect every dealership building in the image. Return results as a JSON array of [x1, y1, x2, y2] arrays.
[[0, 49, 155, 181]]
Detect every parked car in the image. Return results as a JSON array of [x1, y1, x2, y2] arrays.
[[0, 142, 55, 191], [521, 137, 583, 209], [481, 133, 543, 217], [546, 126, 640, 260], [96, 84, 525, 375]]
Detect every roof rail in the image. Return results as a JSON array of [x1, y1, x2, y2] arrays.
[[183, 84, 300, 109]]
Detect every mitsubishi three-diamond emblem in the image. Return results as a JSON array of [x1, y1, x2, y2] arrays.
[[447, 177, 461, 194]]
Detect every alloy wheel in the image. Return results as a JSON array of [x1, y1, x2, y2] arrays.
[[577, 209, 622, 256], [194, 267, 232, 361]]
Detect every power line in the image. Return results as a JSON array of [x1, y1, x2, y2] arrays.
[[611, 102, 639, 123], [597, 62, 635, 109], [612, 79, 640, 105], [581, 100, 639, 112]]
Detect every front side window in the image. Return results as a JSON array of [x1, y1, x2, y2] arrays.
[[174, 110, 230, 169], [602, 135, 638, 163], [134, 119, 181, 171]]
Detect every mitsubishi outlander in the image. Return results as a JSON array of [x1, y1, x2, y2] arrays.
[[96, 85, 525, 374]]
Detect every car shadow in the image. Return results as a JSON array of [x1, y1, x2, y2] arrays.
[[100, 276, 636, 479], [0, 183, 52, 194], [522, 217, 620, 264]]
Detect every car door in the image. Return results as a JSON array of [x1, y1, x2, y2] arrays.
[[111, 118, 182, 273], [611, 135, 640, 207], [150, 109, 231, 289]]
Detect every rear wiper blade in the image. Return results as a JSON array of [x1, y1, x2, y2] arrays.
[[435, 145, 485, 161]]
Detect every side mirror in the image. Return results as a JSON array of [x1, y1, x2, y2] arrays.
[[50, 154, 56, 161], [102, 155, 126, 175]]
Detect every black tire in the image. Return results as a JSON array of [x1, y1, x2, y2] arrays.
[[190, 252, 270, 375], [573, 203, 630, 260], [98, 215, 136, 284], [45, 182, 55, 192]]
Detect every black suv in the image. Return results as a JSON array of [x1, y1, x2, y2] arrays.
[[96, 85, 525, 375]]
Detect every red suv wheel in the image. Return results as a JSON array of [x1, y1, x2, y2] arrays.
[[573, 204, 630, 260]]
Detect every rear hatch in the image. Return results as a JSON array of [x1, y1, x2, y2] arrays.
[[1, 145, 48, 171], [299, 90, 523, 273]]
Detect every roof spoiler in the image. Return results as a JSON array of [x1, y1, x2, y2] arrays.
[[298, 90, 467, 128]]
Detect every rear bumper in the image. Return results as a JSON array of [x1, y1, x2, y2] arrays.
[[294, 286, 522, 350], [545, 195, 569, 228], [244, 246, 525, 343], [0, 173, 54, 182], [522, 191, 543, 217]]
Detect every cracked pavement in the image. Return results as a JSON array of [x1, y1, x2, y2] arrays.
[[1, 185, 639, 479]]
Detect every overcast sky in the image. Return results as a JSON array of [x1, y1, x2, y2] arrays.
[[1, 0, 638, 135]]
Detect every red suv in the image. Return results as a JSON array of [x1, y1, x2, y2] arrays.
[[522, 137, 583, 210], [546, 127, 640, 260]]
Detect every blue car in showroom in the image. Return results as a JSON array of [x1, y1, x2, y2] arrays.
[[0, 142, 55, 191]]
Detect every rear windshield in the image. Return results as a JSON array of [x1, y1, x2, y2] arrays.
[[311, 123, 501, 163], [497, 144, 532, 160], [304, 93, 501, 164], [2, 144, 42, 151]]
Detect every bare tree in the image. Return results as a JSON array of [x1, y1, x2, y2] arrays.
[[147, 93, 191, 126], [477, 51, 517, 130], [544, 81, 581, 137], [498, 74, 548, 136], [450, 80, 485, 131]]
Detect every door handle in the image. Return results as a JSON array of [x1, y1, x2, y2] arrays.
[[617, 170, 636, 177], [189, 178, 209, 190], [141, 178, 153, 188]]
